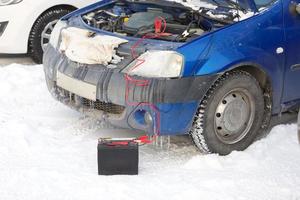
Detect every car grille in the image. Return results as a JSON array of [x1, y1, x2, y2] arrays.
[[81, 98, 125, 115], [57, 86, 125, 115]]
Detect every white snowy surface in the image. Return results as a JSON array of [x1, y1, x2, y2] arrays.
[[0, 64, 300, 200]]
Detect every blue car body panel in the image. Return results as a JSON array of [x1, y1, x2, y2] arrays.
[[282, 0, 300, 104], [178, 1, 285, 114], [48, 0, 300, 135]]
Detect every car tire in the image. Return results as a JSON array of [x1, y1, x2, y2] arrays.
[[28, 8, 72, 64], [190, 70, 265, 155]]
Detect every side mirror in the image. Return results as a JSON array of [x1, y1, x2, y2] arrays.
[[289, 1, 300, 16]]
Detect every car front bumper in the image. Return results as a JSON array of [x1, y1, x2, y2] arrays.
[[43, 44, 218, 135]]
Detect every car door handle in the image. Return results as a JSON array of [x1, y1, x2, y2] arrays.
[[291, 63, 300, 70]]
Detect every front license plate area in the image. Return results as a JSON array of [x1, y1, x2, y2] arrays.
[[56, 71, 97, 101]]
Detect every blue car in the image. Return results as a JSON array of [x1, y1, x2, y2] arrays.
[[43, 0, 300, 155]]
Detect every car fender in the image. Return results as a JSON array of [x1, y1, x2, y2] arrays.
[[178, 2, 284, 114]]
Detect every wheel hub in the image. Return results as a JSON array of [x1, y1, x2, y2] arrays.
[[214, 89, 255, 144], [41, 20, 58, 52]]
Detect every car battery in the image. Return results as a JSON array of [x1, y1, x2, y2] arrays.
[[97, 138, 139, 175]]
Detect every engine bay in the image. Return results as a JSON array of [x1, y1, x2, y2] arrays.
[[82, 0, 241, 42]]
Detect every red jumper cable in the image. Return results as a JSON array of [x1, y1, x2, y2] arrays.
[[124, 17, 170, 145]]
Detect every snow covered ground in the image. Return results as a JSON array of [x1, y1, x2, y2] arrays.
[[0, 56, 33, 65], [0, 63, 300, 200]]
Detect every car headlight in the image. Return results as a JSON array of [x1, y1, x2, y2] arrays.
[[0, 0, 22, 6], [49, 20, 67, 49], [123, 51, 184, 78]]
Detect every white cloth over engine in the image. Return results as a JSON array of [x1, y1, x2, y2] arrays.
[[59, 27, 128, 65]]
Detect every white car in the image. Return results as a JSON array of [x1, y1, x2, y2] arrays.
[[0, 0, 98, 63]]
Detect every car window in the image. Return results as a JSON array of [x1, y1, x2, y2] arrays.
[[254, 0, 277, 9]]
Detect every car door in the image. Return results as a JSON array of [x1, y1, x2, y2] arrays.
[[282, 0, 300, 102]]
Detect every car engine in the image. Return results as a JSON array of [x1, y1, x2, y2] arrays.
[[82, 1, 238, 42]]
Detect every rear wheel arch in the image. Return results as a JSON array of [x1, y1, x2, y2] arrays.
[[28, 4, 77, 43], [28, 5, 77, 63], [31, 4, 77, 27]]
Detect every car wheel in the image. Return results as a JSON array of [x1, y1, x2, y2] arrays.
[[28, 8, 72, 64], [190, 71, 265, 155]]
